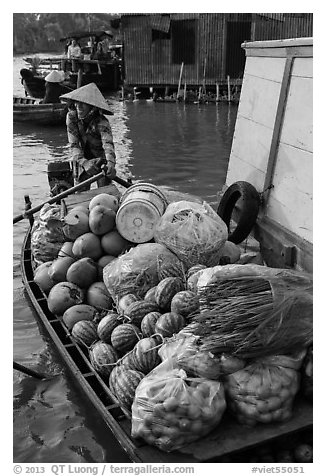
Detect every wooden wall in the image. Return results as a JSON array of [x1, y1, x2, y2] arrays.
[[225, 38, 313, 266], [122, 13, 249, 86], [253, 13, 313, 41], [121, 13, 313, 87]]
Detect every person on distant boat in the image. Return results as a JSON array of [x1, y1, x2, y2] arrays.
[[67, 38, 83, 73], [40, 70, 65, 104], [60, 83, 116, 189], [20, 68, 45, 98]]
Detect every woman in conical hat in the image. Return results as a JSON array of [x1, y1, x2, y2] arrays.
[[40, 70, 65, 104], [60, 83, 116, 188]]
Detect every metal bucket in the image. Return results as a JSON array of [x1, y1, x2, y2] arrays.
[[116, 183, 168, 243]]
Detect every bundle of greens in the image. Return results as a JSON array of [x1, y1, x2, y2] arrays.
[[184, 272, 312, 359]]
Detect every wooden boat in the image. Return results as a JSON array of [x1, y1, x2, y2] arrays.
[[17, 37, 313, 462], [13, 96, 67, 126], [20, 183, 312, 463], [23, 31, 122, 96]]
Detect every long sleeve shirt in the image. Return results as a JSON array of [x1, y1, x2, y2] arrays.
[[66, 109, 116, 178]]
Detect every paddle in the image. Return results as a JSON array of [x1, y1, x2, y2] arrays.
[[13, 166, 132, 225], [13, 361, 49, 380]]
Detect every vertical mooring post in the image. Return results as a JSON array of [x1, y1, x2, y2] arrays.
[[227, 75, 231, 103], [216, 82, 220, 102]]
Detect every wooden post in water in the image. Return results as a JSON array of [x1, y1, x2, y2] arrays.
[[184, 82, 187, 102], [216, 82, 220, 102], [177, 62, 184, 99], [227, 75, 231, 103]]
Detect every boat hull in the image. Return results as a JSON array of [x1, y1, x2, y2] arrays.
[[13, 97, 67, 126]]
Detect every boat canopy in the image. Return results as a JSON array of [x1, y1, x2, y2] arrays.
[[60, 30, 113, 42]]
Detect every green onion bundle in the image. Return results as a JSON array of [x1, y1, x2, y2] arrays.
[[185, 276, 313, 359]]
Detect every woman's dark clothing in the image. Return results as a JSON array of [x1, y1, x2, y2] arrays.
[[41, 82, 62, 104], [66, 108, 116, 189]]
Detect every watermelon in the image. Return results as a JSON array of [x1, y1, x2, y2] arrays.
[[71, 320, 98, 347], [109, 366, 145, 410], [144, 286, 157, 303], [97, 312, 120, 343], [155, 277, 185, 310], [154, 312, 186, 338], [111, 323, 141, 354], [89, 341, 118, 378], [133, 337, 161, 374], [170, 290, 200, 317], [141, 311, 161, 337], [124, 300, 160, 327], [187, 264, 206, 279]]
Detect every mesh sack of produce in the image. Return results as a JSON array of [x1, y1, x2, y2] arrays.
[[159, 333, 246, 380], [154, 201, 228, 268], [185, 266, 313, 359], [31, 204, 66, 267], [224, 350, 307, 426], [131, 357, 226, 452], [103, 243, 180, 304]]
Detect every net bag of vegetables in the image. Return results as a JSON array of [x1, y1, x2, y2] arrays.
[[131, 358, 226, 452], [103, 243, 180, 304], [224, 350, 306, 427], [31, 203, 66, 267], [154, 201, 228, 268], [159, 333, 246, 380]]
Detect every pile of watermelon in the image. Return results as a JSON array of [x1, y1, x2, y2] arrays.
[[32, 192, 211, 412]]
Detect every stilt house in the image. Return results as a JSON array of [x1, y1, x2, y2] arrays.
[[120, 13, 313, 91]]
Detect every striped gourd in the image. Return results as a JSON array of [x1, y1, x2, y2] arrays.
[[133, 337, 161, 374], [97, 311, 120, 343], [71, 320, 98, 347], [89, 341, 118, 378], [124, 300, 159, 327], [119, 348, 137, 370], [155, 277, 185, 310], [187, 264, 207, 279], [144, 286, 157, 303], [141, 311, 161, 337], [170, 290, 200, 317], [117, 293, 139, 315], [154, 312, 186, 338], [111, 323, 141, 354], [109, 366, 145, 410]]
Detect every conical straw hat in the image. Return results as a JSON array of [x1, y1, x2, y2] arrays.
[[45, 70, 64, 83], [60, 83, 113, 115]]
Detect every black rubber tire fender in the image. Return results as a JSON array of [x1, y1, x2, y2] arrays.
[[217, 181, 261, 244]]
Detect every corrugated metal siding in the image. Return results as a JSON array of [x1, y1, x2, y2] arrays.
[[253, 13, 313, 41], [122, 13, 313, 86]]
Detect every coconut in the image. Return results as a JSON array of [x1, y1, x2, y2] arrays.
[[63, 210, 90, 241]]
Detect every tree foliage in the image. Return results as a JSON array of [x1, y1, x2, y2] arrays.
[[13, 13, 121, 53]]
